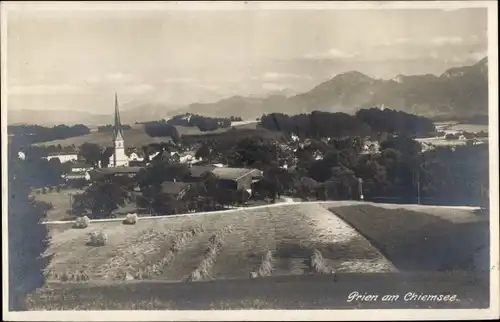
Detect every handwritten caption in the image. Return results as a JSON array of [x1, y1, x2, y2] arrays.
[[347, 291, 460, 303]]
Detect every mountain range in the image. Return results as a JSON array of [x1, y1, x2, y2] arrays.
[[8, 57, 488, 126]]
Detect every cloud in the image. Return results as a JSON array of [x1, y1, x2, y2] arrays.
[[8, 84, 88, 95], [162, 77, 195, 84], [123, 84, 155, 95], [380, 35, 481, 48], [431, 36, 464, 45], [449, 50, 488, 63], [263, 72, 312, 81], [262, 82, 287, 91], [106, 73, 133, 81], [303, 48, 358, 60]]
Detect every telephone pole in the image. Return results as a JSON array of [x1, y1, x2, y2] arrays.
[[415, 170, 421, 205], [358, 178, 364, 201]]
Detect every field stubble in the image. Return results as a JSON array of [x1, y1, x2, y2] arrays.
[[44, 203, 389, 284]]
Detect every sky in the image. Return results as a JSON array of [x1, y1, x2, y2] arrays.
[[6, 5, 488, 113]]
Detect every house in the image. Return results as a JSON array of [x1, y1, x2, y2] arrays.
[[160, 181, 192, 200], [312, 150, 324, 160], [68, 161, 94, 173], [127, 149, 145, 162], [179, 151, 202, 165], [44, 151, 79, 163], [211, 167, 264, 192], [62, 172, 91, 181], [88, 166, 143, 181], [187, 165, 217, 180]]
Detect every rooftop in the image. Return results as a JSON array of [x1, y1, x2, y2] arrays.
[[47, 151, 78, 156], [68, 161, 93, 169], [160, 181, 191, 195], [91, 166, 144, 174], [189, 165, 217, 178], [211, 167, 263, 181]]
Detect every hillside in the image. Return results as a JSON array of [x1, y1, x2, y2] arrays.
[[33, 124, 173, 148], [7, 109, 110, 127], [286, 58, 488, 118], [186, 94, 289, 119], [28, 201, 489, 310]]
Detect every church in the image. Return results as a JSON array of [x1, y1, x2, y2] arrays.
[[108, 93, 130, 168]]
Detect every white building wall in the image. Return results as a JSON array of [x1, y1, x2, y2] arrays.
[[45, 154, 78, 163]]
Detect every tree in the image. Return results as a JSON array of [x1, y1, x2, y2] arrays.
[[78, 143, 102, 167], [72, 179, 127, 219], [323, 166, 358, 200], [293, 177, 319, 201], [195, 143, 212, 162], [7, 156, 49, 310]]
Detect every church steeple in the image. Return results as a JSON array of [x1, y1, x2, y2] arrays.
[[114, 92, 124, 141], [110, 93, 128, 167]]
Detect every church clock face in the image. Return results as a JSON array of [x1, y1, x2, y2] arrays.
[[116, 140, 123, 148]]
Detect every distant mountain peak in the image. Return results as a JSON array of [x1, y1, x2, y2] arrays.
[[477, 56, 488, 66], [392, 75, 406, 83], [333, 70, 373, 81]]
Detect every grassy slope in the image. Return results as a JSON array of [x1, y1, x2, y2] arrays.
[[32, 122, 265, 148], [34, 125, 173, 148], [329, 205, 489, 272], [27, 273, 489, 310], [28, 202, 490, 310], [32, 189, 84, 221], [42, 204, 394, 283]]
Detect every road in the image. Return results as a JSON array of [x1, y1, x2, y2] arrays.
[[41, 199, 481, 225]]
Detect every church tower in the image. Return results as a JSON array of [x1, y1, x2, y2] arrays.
[[111, 93, 129, 167]]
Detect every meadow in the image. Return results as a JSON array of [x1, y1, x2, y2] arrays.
[[28, 201, 490, 310]]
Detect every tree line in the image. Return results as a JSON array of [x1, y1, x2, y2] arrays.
[[8, 124, 90, 145], [166, 113, 232, 131], [97, 124, 132, 133], [260, 108, 436, 139]]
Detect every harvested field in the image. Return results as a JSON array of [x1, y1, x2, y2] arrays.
[[30, 202, 491, 310], [329, 205, 489, 272], [42, 203, 396, 284]]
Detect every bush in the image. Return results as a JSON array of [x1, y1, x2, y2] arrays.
[[73, 216, 90, 229], [123, 213, 138, 225], [87, 231, 108, 247], [41, 187, 47, 194]]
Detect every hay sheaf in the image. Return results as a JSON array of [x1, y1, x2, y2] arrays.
[[133, 225, 204, 280], [310, 249, 334, 274], [87, 231, 108, 247], [97, 228, 168, 280], [123, 213, 139, 225], [250, 250, 274, 278], [187, 226, 230, 282], [73, 216, 90, 229]]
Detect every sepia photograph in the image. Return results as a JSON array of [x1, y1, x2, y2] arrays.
[[2, 1, 498, 320]]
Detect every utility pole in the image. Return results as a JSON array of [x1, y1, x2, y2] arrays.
[[68, 193, 72, 216], [358, 178, 364, 201], [417, 170, 421, 205]]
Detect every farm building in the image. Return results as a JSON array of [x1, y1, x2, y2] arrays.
[[44, 151, 79, 163], [211, 167, 263, 192], [159, 181, 192, 200], [88, 166, 144, 181]]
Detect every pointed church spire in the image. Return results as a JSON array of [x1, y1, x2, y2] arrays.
[[114, 92, 124, 141]]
